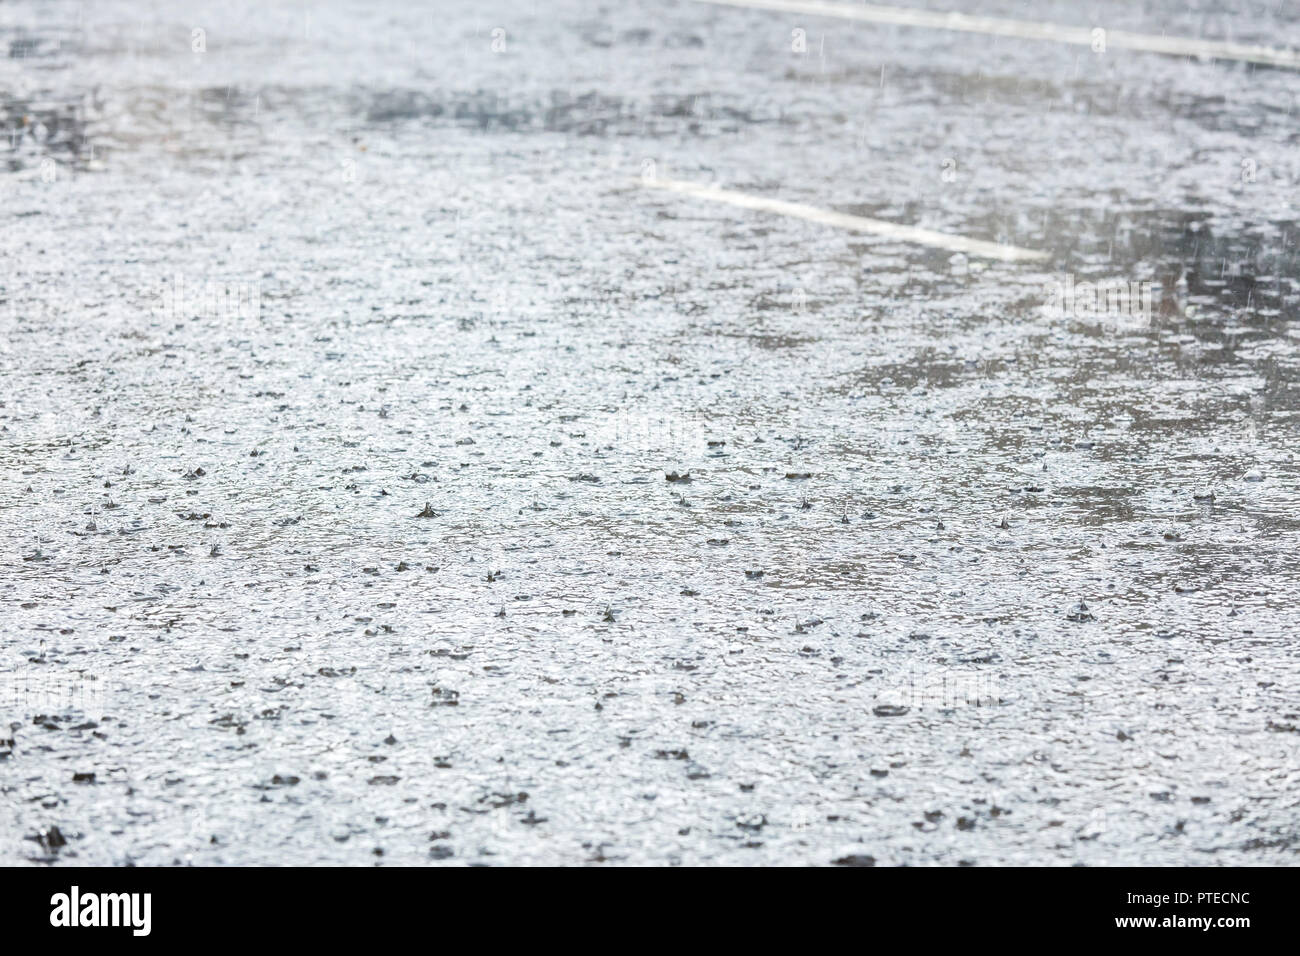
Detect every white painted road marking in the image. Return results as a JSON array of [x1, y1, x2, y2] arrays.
[[694, 0, 1300, 70], [640, 177, 1050, 262]]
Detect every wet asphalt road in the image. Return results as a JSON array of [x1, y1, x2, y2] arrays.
[[1, 0, 1298, 865]]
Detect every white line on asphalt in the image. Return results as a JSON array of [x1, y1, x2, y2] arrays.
[[640, 177, 1049, 262], [694, 0, 1300, 70]]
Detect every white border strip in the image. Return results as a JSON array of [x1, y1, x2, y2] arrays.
[[641, 177, 1049, 261], [694, 0, 1300, 70]]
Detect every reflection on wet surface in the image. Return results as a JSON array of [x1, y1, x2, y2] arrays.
[[1, 0, 1298, 865]]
